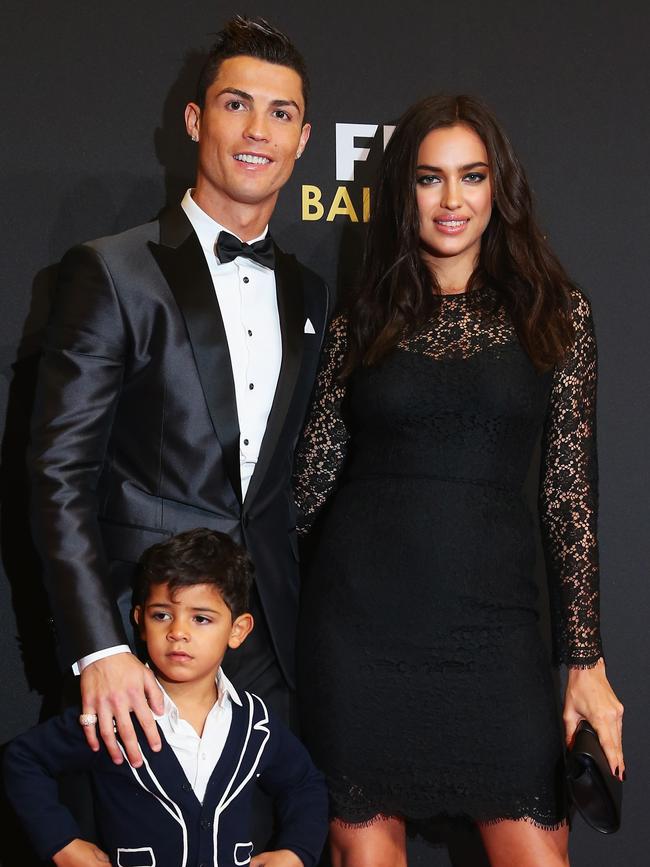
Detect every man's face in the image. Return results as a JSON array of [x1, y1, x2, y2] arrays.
[[185, 55, 311, 220]]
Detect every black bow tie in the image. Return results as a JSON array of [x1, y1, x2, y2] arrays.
[[215, 230, 275, 269]]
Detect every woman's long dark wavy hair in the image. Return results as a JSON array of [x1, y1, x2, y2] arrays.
[[344, 94, 575, 374]]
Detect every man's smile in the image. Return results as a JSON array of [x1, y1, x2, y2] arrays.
[[233, 152, 272, 165]]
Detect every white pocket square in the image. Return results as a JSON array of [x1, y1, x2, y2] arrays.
[[304, 318, 316, 334]]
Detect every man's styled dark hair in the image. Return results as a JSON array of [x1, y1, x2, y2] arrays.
[[135, 528, 253, 617], [196, 15, 310, 115]]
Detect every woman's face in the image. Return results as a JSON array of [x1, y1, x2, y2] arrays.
[[415, 124, 493, 277]]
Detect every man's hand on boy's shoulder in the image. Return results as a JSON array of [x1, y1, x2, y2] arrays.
[[53, 839, 110, 866], [80, 652, 164, 766], [251, 850, 304, 867]]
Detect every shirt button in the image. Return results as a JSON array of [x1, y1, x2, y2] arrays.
[[243, 276, 250, 284], [243, 438, 249, 446], [200, 818, 212, 831], [249, 383, 254, 390], [201, 753, 207, 760], [248, 329, 252, 336]]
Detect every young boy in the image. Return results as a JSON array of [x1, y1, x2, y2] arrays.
[[4, 529, 327, 867]]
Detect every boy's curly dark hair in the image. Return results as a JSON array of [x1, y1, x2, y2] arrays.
[[135, 528, 253, 617]]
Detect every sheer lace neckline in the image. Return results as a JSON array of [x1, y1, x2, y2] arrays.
[[434, 285, 490, 301]]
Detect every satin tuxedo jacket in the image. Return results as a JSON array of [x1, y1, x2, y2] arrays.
[[3, 693, 327, 866], [30, 206, 330, 683]]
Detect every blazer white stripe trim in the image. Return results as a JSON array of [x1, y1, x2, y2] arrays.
[[220, 694, 270, 812], [118, 743, 189, 867], [212, 692, 271, 867]]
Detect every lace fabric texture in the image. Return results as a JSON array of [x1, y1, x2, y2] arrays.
[[294, 288, 602, 826], [294, 288, 602, 668]]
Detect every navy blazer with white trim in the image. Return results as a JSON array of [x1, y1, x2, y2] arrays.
[[3, 692, 327, 867]]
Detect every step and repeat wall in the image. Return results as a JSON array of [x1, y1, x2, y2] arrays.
[[1, 1, 646, 864]]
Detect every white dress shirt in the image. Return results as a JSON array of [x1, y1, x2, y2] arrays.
[[152, 668, 241, 803], [74, 192, 282, 674], [181, 188, 282, 500]]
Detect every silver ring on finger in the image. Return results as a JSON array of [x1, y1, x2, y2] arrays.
[[79, 713, 99, 727]]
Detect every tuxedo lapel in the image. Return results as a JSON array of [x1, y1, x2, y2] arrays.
[[148, 207, 242, 504], [243, 247, 304, 508]]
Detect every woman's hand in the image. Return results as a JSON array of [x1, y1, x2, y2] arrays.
[[52, 839, 110, 866], [563, 657, 624, 780]]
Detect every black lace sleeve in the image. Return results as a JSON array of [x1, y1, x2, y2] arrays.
[[539, 289, 603, 668], [293, 315, 350, 535]]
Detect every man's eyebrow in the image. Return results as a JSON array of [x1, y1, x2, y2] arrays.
[[270, 98, 301, 112], [416, 161, 489, 171], [215, 88, 301, 113], [215, 87, 254, 101]]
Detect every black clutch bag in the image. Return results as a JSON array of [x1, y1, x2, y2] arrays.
[[566, 720, 622, 834]]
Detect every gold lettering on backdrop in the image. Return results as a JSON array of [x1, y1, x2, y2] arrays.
[[326, 186, 359, 222], [302, 185, 325, 220], [301, 185, 373, 222]]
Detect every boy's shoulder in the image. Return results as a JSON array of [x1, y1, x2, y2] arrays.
[[3, 704, 107, 781], [8, 705, 93, 746]]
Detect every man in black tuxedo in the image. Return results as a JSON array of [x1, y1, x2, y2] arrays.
[[29, 17, 329, 768]]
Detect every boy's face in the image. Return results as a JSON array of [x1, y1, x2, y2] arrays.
[[134, 582, 253, 687]]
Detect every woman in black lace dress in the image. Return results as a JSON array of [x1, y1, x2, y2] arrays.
[[293, 95, 624, 866]]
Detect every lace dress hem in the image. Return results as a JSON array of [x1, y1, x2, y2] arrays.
[[330, 809, 569, 833]]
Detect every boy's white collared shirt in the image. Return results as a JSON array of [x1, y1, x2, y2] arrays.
[[152, 668, 242, 803]]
